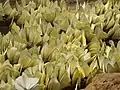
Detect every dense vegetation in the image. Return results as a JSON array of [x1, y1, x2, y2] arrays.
[[0, 0, 120, 90]]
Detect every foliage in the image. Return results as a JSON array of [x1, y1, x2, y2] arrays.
[[0, 0, 120, 90]]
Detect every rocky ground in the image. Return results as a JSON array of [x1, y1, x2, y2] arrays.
[[85, 73, 120, 90]]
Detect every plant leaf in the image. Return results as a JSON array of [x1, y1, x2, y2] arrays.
[[15, 73, 39, 90]]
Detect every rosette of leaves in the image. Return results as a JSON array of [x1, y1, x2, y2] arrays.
[[18, 49, 39, 68], [54, 13, 69, 31], [42, 6, 56, 22], [41, 43, 55, 62], [3, 0, 19, 19], [7, 47, 20, 64], [0, 32, 12, 53], [0, 60, 20, 82], [113, 41, 120, 69], [0, 3, 4, 21], [41, 0, 61, 23], [18, 20, 42, 46], [0, 80, 13, 90], [15, 73, 39, 90], [17, 9, 31, 24]]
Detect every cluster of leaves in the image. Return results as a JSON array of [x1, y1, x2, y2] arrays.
[[0, 0, 120, 90]]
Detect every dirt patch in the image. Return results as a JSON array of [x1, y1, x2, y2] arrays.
[[85, 73, 120, 90]]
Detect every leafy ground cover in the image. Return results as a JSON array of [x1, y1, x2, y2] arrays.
[[0, 0, 120, 90]]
